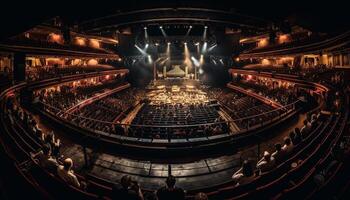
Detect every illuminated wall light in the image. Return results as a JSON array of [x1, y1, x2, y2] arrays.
[[262, 58, 270, 65], [87, 59, 98, 66], [258, 38, 268, 48], [90, 39, 100, 48], [75, 37, 86, 46], [49, 33, 63, 43], [278, 34, 290, 44]]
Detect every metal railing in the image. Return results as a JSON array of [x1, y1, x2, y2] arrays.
[[37, 99, 300, 141]]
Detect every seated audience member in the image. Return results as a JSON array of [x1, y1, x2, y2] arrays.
[[44, 131, 61, 157], [293, 128, 302, 145], [156, 175, 185, 200], [256, 151, 275, 172], [271, 143, 284, 163], [194, 192, 208, 200], [112, 175, 144, 200], [289, 131, 296, 145], [310, 114, 318, 128], [57, 158, 81, 188], [32, 144, 58, 173], [232, 160, 254, 186], [300, 119, 312, 138], [282, 137, 293, 155]]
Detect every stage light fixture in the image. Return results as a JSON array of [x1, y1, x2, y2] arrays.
[[135, 44, 147, 55], [201, 42, 208, 53], [167, 42, 171, 45], [144, 27, 147, 30], [205, 26, 208, 29], [160, 26, 167, 37], [199, 68, 204, 74], [208, 44, 217, 52], [148, 55, 153, 63]]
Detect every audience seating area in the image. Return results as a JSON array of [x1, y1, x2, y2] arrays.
[[0, 68, 349, 200], [130, 103, 227, 138], [66, 88, 145, 134], [26, 65, 116, 82], [38, 74, 126, 113], [0, 77, 349, 200]]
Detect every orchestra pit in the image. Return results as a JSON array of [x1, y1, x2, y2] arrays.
[[0, 1, 350, 200]]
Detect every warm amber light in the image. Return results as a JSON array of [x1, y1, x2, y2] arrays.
[[49, 33, 62, 43], [258, 38, 268, 47], [89, 39, 100, 48], [75, 37, 86, 46]]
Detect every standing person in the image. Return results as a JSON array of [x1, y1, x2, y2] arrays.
[[156, 175, 185, 200]]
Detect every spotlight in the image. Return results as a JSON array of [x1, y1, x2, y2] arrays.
[[184, 42, 187, 45], [160, 26, 167, 37], [199, 68, 204, 74], [201, 42, 208, 53], [208, 44, 217, 52], [189, 25, 192, 28], [191, 56, 200, 67], [167, 42, 171, 45], [144, 27, 147, 30], [145, 43, 149, 48], [195, 42, 200, 46], [155, 43, 159, 46], [204, 26, 208, 29]]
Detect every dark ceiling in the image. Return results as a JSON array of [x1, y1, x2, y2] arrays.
[[1, 0, 349, 40]]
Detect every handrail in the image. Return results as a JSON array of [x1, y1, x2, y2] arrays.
[[38, 100, 299, 129]]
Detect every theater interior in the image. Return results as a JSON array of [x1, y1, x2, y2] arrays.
[[0, 1, 350, 200]]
